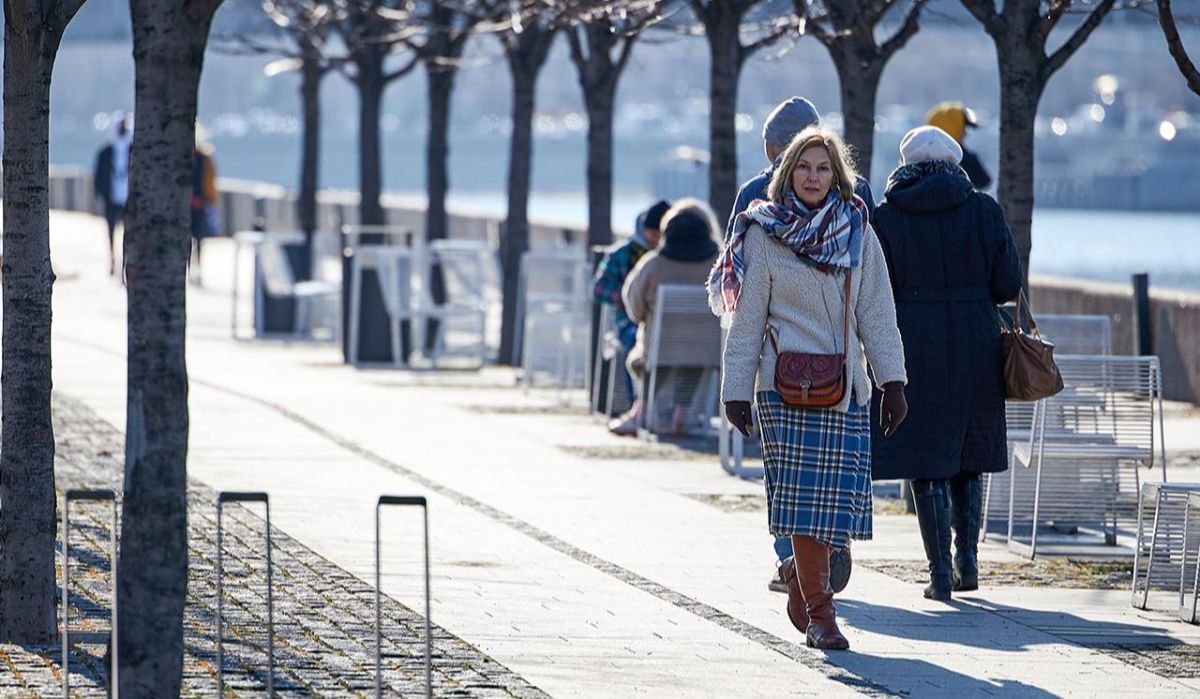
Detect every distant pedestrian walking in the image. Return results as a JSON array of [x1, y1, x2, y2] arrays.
[[927, 102, 991, 190], [190, 131, 220, 286], [620, 199, 719, 436], [713, 127, 908, 651], [593, 199, 671, 435], [93, 113, 132, 276], [870, 126, 1022, 601], [727, 96, 872, 598]]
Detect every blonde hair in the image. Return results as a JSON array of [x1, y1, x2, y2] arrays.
[[767, 127, 858, 204], [659, 197, 719, 240]]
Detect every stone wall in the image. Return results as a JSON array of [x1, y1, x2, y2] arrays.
[[1031, 274, 1200, 403]]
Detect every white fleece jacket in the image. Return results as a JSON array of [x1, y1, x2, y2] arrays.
[[720, 222, 907, 411]]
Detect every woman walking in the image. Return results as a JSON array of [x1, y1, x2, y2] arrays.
[[870, 126, 1022, 600], [711, 127, 908, 650]]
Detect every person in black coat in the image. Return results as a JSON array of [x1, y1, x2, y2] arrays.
[[870, 126, 1022, 601], [93, 114, 132, 276]]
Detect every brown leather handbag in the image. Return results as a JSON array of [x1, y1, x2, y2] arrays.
[[1000, 290, 1064, 401], [767, 273, 852, 408]]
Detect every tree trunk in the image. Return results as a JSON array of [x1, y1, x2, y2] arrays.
[[834, 56, 883, 182], [119, 0, 220, 693], [584, 85, 616, 248], [499, 68, 537, 365], [297, 41, 322, 276], [424, 66, 457, 243], [356, 55, 385, 226], [707, 19, 741, 227], [995, 50, 1043, 286], [0, 10, 61, 646]]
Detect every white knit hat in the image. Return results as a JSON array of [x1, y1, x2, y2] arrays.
[[899, 125, 963, 165]]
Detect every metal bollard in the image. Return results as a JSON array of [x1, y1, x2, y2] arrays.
[[216, 491, 274, 697], [375, 495, 431, 699], [62, 488, 119, 699]]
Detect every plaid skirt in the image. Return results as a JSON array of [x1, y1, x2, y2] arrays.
[[757, 390, 873, 549]]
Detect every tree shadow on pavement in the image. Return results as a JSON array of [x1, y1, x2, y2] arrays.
[[822, 652, 1060, 698], [837, 597, 1182, 650]]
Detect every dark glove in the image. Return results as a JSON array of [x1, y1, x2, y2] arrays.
[[724, 400, 753, 437], [879, 382, 908, 438]]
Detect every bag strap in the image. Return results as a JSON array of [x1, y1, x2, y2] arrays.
[[840, 272, 851, 366], [1017, 288, 1041, 336]]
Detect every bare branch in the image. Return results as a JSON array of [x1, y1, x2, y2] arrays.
[[1044, 0, 1116, 78], [1157, 0, 1200, 95], [613, 33, 638, 75], [879, 0, 925, 60], [959, 0, 1003, 35], [793, 0, 835, 46], [743, 15, 798, 58], [383, 53, 421, 82]]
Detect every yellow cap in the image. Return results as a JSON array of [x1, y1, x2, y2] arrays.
[[926, 102, 969, 143]]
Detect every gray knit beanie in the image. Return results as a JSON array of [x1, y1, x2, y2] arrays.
[[761, 97, 820, 146]]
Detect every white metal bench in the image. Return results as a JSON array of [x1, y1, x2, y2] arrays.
[[253, 234, 339, 340], [515, 249, 590, 390], [421, 239, 496, 367], [982, 314, 1114, 541], [1132, 482, 1200, 611], [1180, 492, 1200, 623], [1006, 354, 1166, 558], [639, 284, 722, 439]]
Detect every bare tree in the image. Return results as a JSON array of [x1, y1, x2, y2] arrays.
[[492, 4, 558, 365], [562, 1, 667, 248], [0, 0, 88, 647], [410, 1, 485, 244], [334, 0, 421, 225], [960, 0, 1117, 283], [117, 0, 224, 693], [262, 0, 337, 262], [686, 0, 792, 225], [793, 0, 926, 178], [220, 0, 337, 273], [1157, 0, 1200, 95]]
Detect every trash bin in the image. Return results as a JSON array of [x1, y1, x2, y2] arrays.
[[340, 226, 413, 364]]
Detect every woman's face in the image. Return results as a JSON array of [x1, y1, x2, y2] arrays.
[[791, 145, 835, 208]]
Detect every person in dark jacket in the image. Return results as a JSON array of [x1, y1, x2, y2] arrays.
[[190, 133, 220, 286], [727, 97, 875, 243], [728, 96, 868, 596], [93, 114, 132, 276], [594, 199, 671, 436], [927, 102, 991, 191], [870, 126, 1022, 601]]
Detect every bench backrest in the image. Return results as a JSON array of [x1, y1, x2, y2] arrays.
[[647, 284, 722, 370]]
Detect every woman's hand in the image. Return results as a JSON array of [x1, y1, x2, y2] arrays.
[[879, 382, 908, 437], [724, 400, 753, 437]]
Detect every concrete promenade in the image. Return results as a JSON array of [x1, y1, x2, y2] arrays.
[[35, 211, 1200, 696]]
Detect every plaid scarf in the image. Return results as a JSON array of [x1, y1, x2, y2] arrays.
[[885, 159, 970, 194], [707, 190, 866, 315]]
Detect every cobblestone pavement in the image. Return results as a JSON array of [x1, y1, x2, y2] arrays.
[[0, 393, 546, 698]]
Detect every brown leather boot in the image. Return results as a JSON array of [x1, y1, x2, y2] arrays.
[[793, 536, 850, 650], [778, 556, 809, 633]]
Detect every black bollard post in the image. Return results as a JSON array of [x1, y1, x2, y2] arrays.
[[1132, 273, 1153, 356]]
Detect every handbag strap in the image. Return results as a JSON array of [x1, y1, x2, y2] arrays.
[[765, 272, 853, 362], [1016, 288, 1041, 337]]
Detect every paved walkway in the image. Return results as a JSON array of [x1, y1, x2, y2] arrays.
[[32, 211, 1200, 696]]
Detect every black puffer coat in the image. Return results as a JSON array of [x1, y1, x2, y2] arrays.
[[870, 169, 1022, 481]]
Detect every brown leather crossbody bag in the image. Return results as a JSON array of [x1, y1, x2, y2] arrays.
[[766, 273, 852, 408]]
